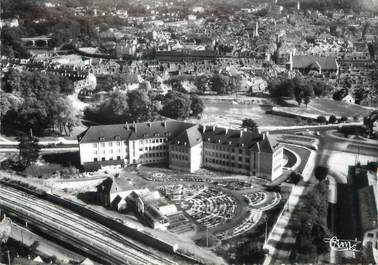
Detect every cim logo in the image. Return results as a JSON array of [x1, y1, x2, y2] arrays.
[[323, 236, 362, 252]]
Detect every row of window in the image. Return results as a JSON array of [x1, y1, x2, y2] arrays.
[[140, 138, 167, 144], [141, 152, 166, 158], [205, 151, 249, 162], [93, 141, 122, 148], [205, 144, 247, 154], [170, 145, 189, 153], [205, 158, 250, 170], [94, 155, 123, 162], [139, 145, 168, 151], [94, 148, 123, 155], [171, 153, 188, 161]]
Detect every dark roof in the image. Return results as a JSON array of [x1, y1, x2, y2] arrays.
[[79, 121, 280, 153], [171, 125, 203, 147], [97, 176, 134, 194], [201, 125, 262, 149], [292, 56, 338, 71], [78, 120, 194, 144], [260, 134, 280, 153]]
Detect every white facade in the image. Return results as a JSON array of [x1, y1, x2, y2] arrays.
[[128, 137, 169, 164], [79, 140, 128, 165], [79, 121, 283, 181]]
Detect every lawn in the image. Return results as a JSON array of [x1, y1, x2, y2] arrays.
[[277, 98, 375, 119], [306, 98, 374, 117]]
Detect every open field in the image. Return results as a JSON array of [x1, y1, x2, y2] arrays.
[[190, 103, 299, 129], [280, 98, 375, 118]]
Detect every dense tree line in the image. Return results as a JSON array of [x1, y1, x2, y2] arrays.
[[267, 77, 333, 106], [1, 69, 78, 136], [84, 90, 204, 124], [192, 74, 241, 95]]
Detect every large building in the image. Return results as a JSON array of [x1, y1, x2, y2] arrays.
[[288, 55, 339, 77], [78, 120, 283, 181]]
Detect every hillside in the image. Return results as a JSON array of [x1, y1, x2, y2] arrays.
[[281, 0, 378, 12]]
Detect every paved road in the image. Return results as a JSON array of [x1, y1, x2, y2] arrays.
[[263, 128, 378, 264]]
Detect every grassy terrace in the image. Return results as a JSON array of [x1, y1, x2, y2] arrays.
[[278, 98, 374, 118], [309, 98, 373, 117]]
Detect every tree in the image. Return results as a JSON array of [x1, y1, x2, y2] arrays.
[[241, 119, 258, 132], [354, 88, 368, 105], [333, 89, 348, 101], [194, 76, 208, 94], [3, 70, 80, 135], [161, 91, 191, 120], [328, 115, 337, 124], [316, 116, 327, 124], [52, 97, 80, 136], [210, 74, 228, 94], [190, 94, 204, 117], [289, 171, 302, 184], [312, 79, 331, 97], [18, 135, 40, 167], [293, 77, 314, 106], [267, 78, 294, 98], [314, 166, 329, 182], [127, 90, 152, 122]]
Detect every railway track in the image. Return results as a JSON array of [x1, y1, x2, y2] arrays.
[[0, 185, 177, 265]]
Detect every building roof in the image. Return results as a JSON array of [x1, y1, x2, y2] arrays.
[[78, 120, 194, 144], [292, 55, 338, 71], [200, 125, 262, 148], [171, 125, 203, 147], [97, 176, 135, 195], [80, 258, 95, 265], [79, 121, 280, 153]]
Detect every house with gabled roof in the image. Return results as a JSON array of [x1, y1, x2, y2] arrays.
[[288, 54, 339, 76]]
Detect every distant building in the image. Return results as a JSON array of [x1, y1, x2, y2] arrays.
[[156, 50, 217, 62], [341, 94, 355, 104], [78, 121, 283, 181], [288, 55, 339, 75]]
